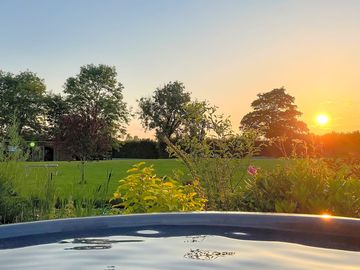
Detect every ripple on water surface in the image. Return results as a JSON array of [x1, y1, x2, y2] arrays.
[[0, 227, 359, 270]]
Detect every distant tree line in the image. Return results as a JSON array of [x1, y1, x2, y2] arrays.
[[257, 132, 360, 158], [116, 132, 360, 159], [313, 131, 360, 158], [112, 139, 158, 159], [1, 65, 359, 160]]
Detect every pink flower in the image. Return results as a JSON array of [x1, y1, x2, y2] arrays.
[[247, 165, 257, 176]]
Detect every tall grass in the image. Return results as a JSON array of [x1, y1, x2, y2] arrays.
[[0, 119, 113, 224], [0, 118, 32, 223]]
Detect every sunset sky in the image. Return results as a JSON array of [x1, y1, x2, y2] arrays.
[[1, 0, 359, 137]]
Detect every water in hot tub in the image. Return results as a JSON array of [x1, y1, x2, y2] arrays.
[[0, 227, 359, 270]]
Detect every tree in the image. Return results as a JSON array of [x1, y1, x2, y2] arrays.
[[138, 81, 191, 140], [180, 101, 210, 142], [56, 112, 112, 183], [240, 88, 308, 139], [57, 113, 112, 160], [178, 100, 231, 143], [43, 93, 69, 138], [0, 70, 46, 137], [64, 64, 130, 137], [56, 64, 130, 171]]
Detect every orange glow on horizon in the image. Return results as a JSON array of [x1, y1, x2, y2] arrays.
[[321, 213, 332, 219]]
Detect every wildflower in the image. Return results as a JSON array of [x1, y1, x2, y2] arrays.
[[247, 165, 257, 176]]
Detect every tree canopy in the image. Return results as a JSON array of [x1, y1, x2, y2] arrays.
[[43, 93, 69, 138], [55, 64, 130, 161], [138, 81, 191, 139], [56, 113, 112, 161], [64, 64, 130, 136], [240, 88, 308, 139], [0, 70, 46, 137]]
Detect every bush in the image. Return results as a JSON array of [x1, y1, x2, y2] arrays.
[[0, 119, 33, 223], [239, 159, 360, 218], [165, 101, 262, 210], [0, 179, 32, 224], [110, 162, 206, 214]]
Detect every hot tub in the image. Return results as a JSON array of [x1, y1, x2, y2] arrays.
[[0, 212, 359, 269]]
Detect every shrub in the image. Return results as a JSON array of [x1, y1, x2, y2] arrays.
[[239, 158, 360, 218], [0, 178, 32, 224], [0, 119, 32, 223], [110, 162, 206, 214], [165, 102, 262, 210]]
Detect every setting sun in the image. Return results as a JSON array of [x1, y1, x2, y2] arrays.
[[316, 114, 330, 126]]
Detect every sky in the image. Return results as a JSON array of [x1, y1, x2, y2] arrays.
[[1, 0, 359, 137]]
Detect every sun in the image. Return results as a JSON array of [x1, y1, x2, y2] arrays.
[[316, 114, 329, 126]]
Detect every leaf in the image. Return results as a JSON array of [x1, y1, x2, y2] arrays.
[[113, 192, 121, 199], [127, 167, 139, 173], [135, 162, 146, 167], [163, 182, 174, 187], [143, 196, 157, 201]]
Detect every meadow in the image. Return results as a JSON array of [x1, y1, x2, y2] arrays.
[[3, 156, 360, 221], [15, 158, 286, 200]]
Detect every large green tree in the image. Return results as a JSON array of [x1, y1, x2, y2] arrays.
[[240, 87, 308, 139], [0, 70, 46, 136], [56, 64, 130, 163], [63, 64, 130, 136], [138, 81, 191, 139]]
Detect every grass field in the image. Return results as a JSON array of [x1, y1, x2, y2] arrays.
[[13, 158, 287, 200]]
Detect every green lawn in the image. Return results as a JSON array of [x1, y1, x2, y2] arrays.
[[13, 158, 286, 200]]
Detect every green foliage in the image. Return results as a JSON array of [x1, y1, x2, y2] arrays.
[[240, 88, 308, 139], [59, 64, 130, 162], [138, 81, 191, 139], [64, 64, 130, 133], [55, 198, 77, 218], [0, 119, 32, 223], [43, 93, 69, 138], [240, 158, 360, 218], [48, 170, 114, 220], [111, 162, 206, 214], [113, 139, 159, 159], [0, 70, 46, 136], [165, 103, 263, 210]]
